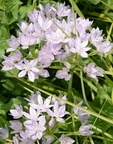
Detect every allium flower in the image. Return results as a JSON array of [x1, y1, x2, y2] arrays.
[[9, 120, 22, 134], [55, 68, 71, 81], [24, 118, 46, 140], [23, 107, 40, 120], [79, 124, 94, 136], [47, 101, 69, 123], [42, 135, 54, 144], [0, 125, 9, 139], [18, 21, 34, 34], [59, 134, 75, 144], [18, 33, 36, 49], [20, 138, 35, 144], [16, 59, 39, 82], [2, 50, 22, 71], [37, 14, 53, 31], [39, 3, 56, 18], [69, 37, 91, 58], [73, 101, 90, 123], [56, 3, 71, 18], [46, 42, 62, 55], [52, 94, 67, 105], [35, 67, 50, 78], [29, 95, 52, 112], [84, 63, 105, 81], [25, 91, 41, 104], [76, 17, 93, 32], [9, 104, 23, 119], [32, 23, 44, 43], [28, 9, 39, 22], [96, 40, 113, 54], [7, 35, 20, 52], [90, 27, 103, 45], [38, 46, 54, 66], [46, 29, 68, 44], [56, 45, 71, 60]]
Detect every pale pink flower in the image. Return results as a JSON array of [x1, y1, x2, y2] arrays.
[[76, 17, 93, 32], [38, 46, 54, 66], [2, 50, 22, 71], [55, 68, 71, 81], [47, 101, 69, 123], [23, 107, 40, 120], [9, 121, 22, 134], [96, 40, 113, 54], [79, 124, 94, 136], [69, 37, 91, 58], [18, 21, 34, 35], [52, 94, 67, 105], [56, 3, 71, 18], [38, 14, 53, 31], [17, 59, 39, 82], [29, 95, 52, 112], [18, 33, 36, 49], [28, 9, 39, 22], [24, 118, 46, 140], [46, 29, 69, 44], [42, 135, 54, 144], [90, 27, 103, 45], [59, 134, 75, 144], [7, 35, 20, 52], [0, 125, 9, 139], [73, 101, 90, 123], [84, 63, 105, 81], [9, 105, 23, 119], [39, 3, 56, 18]]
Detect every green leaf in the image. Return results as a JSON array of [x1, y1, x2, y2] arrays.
[[0, 0, 5, 11], [106, 12, 113, 20], [2, 79, 15, 91], [0, 116, 9, 127], [0, 39, 8, 61], [87, 0, 101, 5], [4, 69, 19, 78], [19, 5, 34, 19], [80, 0, 101, 5]]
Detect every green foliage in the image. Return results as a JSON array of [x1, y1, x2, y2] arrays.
[[82, 0, 101, 5], [0, 0, 113, 143]]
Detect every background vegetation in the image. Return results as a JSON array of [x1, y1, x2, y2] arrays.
[[0, 0, 113, 143]]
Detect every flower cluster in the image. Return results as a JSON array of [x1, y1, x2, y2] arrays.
[[2, 3, 110, 82], [0, 91, 93, 144]]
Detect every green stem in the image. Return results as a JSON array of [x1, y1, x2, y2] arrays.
[[68, 0, 84, 18], [80, 70, 93, 110], [67, 70, 74, 112]]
